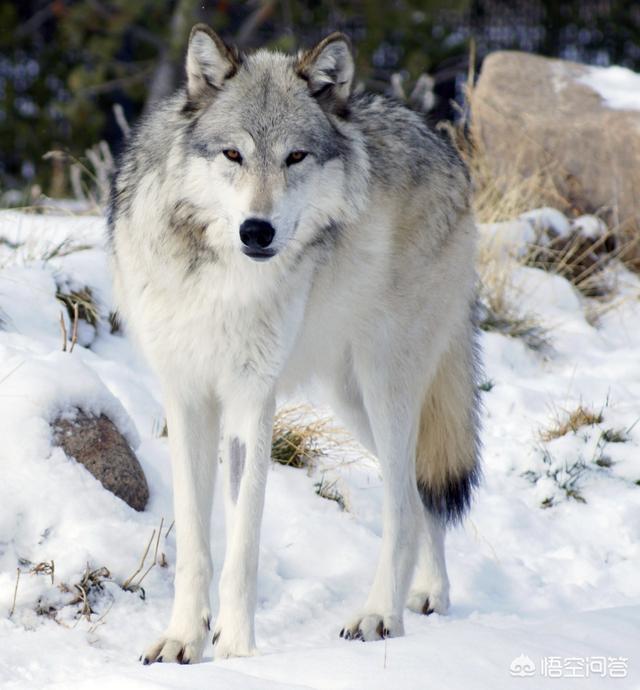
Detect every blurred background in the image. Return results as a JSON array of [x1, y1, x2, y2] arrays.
[[2, 0, 640, 202]]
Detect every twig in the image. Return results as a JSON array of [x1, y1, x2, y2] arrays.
[[69, 302, 79, 353], [9, 568, 20, 617], [70, 164, 87, 203], [74, 582, 92, 621], [88, 599, 114, 633], [165, 520, 175, 539], [59, 311, 67, 352], [30, 560, 55, 585], [113, 104, 131, 139], [0, 359, 26, 387], [122, 529, 155, 590], [235, 0, 276, 46], [135, 518, 164, 588]]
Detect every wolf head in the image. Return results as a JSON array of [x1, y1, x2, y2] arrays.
[[175, 24, 366, 263]]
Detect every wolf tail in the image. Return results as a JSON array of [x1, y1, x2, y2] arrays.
[[415, 324, 482, 524]]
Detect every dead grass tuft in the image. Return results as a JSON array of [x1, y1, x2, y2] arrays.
[[466, 138, 566, 225], [447, 74, 637, 300], [271, 405, 354, 469], [523, 225, 632, 298], [445, 72, 568, 225], [56, 285, 99, 327], [59, 564, 112, 621], [314, 474, 348, 511], [476, 241, 550, 352], [540, 405, 604, 442], [601, 428, 629, 444]]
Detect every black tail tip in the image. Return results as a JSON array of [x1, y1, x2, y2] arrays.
[[418, 464, 481, 525]]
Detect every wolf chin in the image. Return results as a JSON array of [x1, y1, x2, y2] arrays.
[[109, 24, 481, 664]]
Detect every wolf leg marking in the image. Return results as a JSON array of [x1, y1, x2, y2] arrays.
[[340, 357, 426, 641], [142, 389, 219, 665], [213, 392, 275, 659], [227, 436, 246, 505], [406, 508, 450, 615]]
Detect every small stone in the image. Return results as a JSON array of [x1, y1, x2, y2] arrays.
[[52, 411, 149, 511]]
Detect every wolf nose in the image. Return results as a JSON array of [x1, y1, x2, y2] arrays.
[[239, 219, 275, 249]]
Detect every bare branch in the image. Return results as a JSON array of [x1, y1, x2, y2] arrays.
[[235, 0, 276, 47], [69, 302, 79, 353], [113, 104, 131, 139], [122, 529, 155, 591], [59, 311, 67, 352], [9, 568, 20, 617]]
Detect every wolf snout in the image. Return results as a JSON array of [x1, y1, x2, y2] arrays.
[[239, 218, 276, 261]]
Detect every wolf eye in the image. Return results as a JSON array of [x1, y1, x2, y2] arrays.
[[223, 149, 242, 164], [286, 151, 308, 166]]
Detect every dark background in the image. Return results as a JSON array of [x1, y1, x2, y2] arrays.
[[2, 0, 639, 198]]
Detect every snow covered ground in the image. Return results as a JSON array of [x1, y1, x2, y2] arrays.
[[0, 209, 638, 689]]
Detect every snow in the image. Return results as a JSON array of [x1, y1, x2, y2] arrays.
[[520, 207, 571, 238], [1, 210, 639, 689], [579, 64, 640, 111]]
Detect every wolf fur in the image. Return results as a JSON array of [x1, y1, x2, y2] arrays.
[[108, 24, 481, 664]]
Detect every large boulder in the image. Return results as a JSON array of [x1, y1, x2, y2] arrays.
[[53, 411, 149, 511], [472, 51, 640, 245]]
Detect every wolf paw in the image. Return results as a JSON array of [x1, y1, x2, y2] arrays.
[[339, 613, 404, 641], [406, 589, 450, 615], [211, 626, 257, 659], [141, 616, 210, 665]]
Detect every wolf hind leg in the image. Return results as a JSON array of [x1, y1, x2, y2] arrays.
[[406, 507, 450, 615], [142, 386, 219, 665], [339, 353, 427, 642], [408, 328, 481, 615]]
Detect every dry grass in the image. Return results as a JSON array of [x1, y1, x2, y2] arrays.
[[446, 74, 637, 307], [59, 564, 112, 621], [523, 226, 633, 298], [601, 428, 629, 444], [476, 239, 550, 351], [528, 446, 589, 507], [465, 136, 566, 225], [540, 404, 604, 442], [157, 405, 360, 468], [43, 143, 113, 212], [477, 297, 550, 352], [271, 404, 357, 469], [444, 70, 568, 225], [121, 518, 164, 599], [56, 285, 99, 327], [314, 474, 348, 511], [108, 311, 121, 334]]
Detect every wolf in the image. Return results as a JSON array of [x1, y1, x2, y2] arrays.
[[108, 24, 481, 664]]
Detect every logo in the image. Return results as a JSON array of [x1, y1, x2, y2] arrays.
[[510, 654, 536, 677]]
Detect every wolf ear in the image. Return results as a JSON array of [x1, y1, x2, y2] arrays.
[[297, 33, 354, 114], [186, 24, 239, 103]]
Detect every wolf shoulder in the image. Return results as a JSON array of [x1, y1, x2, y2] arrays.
[[348, 93, 471, 207]]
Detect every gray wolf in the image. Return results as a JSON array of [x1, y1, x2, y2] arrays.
[[108, 24, 481, 664]]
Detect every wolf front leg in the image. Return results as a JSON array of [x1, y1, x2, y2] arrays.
[[142, 388, 219, 665], [213, 391, 275, 658]]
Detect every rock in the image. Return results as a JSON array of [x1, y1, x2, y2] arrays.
[[53, 411, 149, 511], [472, 51, 640, 249]]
